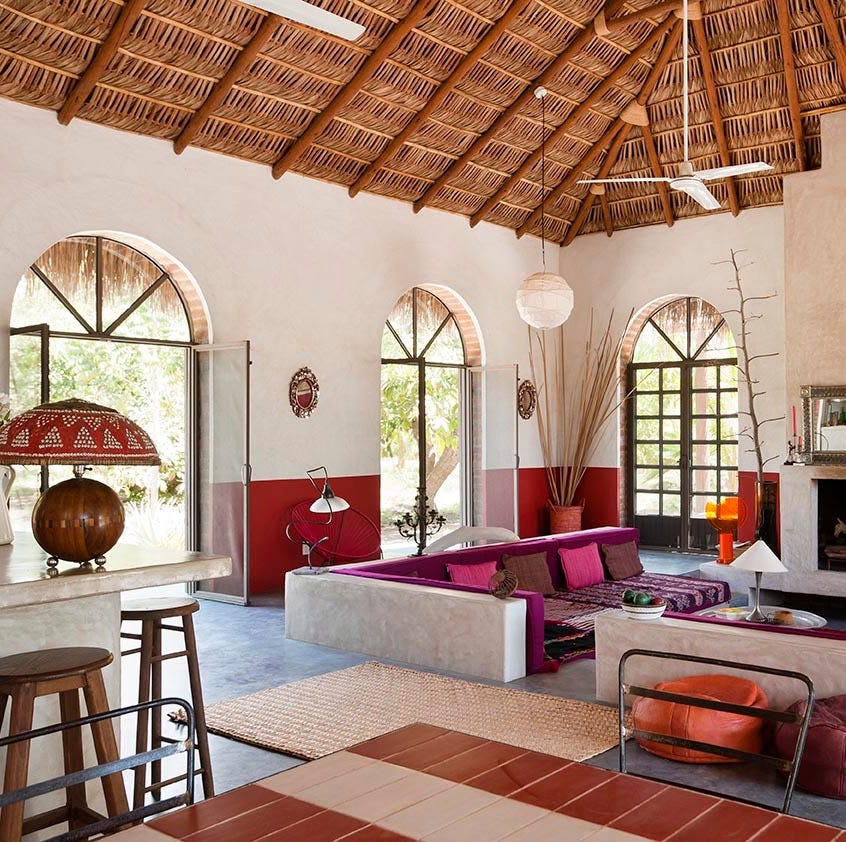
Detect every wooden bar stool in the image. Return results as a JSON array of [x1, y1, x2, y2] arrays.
[[0, 646, 129, 842], [120, 596, 214, 809]]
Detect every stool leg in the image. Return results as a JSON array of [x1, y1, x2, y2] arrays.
[[183, 613, 215, 799], [0, 683, 36, 842], [132, 619, 154, 811], [82, 669, 129, 818], [59, 689, 88, 829], [150, 619, 163, 800]]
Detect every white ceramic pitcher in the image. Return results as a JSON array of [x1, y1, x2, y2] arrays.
[[0, 466, 15, 545]]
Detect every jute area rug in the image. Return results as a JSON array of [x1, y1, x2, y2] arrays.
[[195, 662, 621, 762]]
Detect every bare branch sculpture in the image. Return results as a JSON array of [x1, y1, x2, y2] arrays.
[[714, 249, 783, 480]]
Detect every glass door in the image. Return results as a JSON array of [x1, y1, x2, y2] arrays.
[[190, 342, 251, 604]]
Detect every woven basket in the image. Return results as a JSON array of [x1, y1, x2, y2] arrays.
[[548, 503, 583, 534]]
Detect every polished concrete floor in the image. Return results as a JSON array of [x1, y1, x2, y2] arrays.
[[125, 551, 846, 830]]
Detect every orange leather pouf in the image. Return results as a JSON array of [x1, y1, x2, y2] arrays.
[[632, 674, 769, 763]]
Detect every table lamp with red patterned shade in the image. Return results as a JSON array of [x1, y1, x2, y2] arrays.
[[0, 398, 160, 568]]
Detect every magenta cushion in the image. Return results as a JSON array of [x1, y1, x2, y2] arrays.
[[559, 543, 605, 590], [446, 560, 498, 588]]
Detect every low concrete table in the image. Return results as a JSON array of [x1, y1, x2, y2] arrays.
[[595, 611, 846, 708]]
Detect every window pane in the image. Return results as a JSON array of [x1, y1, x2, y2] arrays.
[[720, 444, 737, 466], [720, 365, 738, 388], [692, 366, 717, 389], [721, 417, 739, 439], [31, 236, 98, 328], [637, 468, 659, 491], [414, 289, 449, 357], [693, 443, 717, 466], [637, 393, 660, 416], [663, 419, 681, 441], [636, 418, 660, 441], [636, 492, 660, 515], [663, 469, 681, 491], [12, 271, 87, 333], [382, 327, 407, 359], [690, 495, 709, 518], [662, 444, 680, 465], [636, 443, 659, 464], [692, 469, 717, 495], [426, 366, 461, 532], [633, 322, 682, 363], [112, 282, 190, 341], [100, 239, 168, 329], [662, 393, 680, 416], [691, 391, 717, 415], [650, 300, 689, 358], [698, 321, 737, 359], [664, 494, 681, 515], [720, 392, 738, 415], [720, 471, 739, 493], [633, 368, 660, 391], [692, 418, 718, 440], [385, 290, 414, 354], [663, 368, 681, 390], [424, 318, 464, 364]]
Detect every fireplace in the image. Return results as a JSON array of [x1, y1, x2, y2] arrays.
[[818, 479, 846, 570]]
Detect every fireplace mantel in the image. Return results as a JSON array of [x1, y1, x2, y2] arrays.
[[781, 465, 846, 597]]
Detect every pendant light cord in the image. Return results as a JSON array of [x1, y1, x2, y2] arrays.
[[540, 89, 546, 270]]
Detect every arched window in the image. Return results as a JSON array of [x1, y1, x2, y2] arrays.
[[9, 235, 200, 549], [626, 297, 738, 551], [380, 287, 475, 555]]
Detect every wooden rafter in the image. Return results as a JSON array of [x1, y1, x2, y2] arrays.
[[517, 22, 681, 239], [348, 0, 535, 198], [174, 14, 281, 155], [692, 17, 740, 216], [813, 0, 846, 88], [271, 0, 440, 179], [563, 124, 633, 245], [599, 189, 614, 236], [411, 0, 629, 213], [469, 15, 675, 228], [641, 122, 674, 225], [775, 0, 806, 170], [57, 0, 148, 124], [600, 0, 680, 32]]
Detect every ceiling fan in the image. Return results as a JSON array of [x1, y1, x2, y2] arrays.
[[578, 0, 772, 210], [249, 0, 365, 41]]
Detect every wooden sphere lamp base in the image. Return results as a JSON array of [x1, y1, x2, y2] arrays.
[[31, 469, 125, 567]]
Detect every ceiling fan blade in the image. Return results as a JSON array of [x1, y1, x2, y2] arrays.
[[673, 179, 722, 210], [695, 162, 773, 181], [249, 0, 365, 41], [577, 177, 672, 184]]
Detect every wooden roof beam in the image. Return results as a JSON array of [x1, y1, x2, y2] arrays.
[[692, 16, 740, 216], [469, 16, 674, 228], [563, 124, 633, 245], [174, 14, 281, 155], [813, 0, 846, 90], [348, 0, 535, 198], [641, 122, 674, 225], [58, 0, 148, 124], [596, 0, 679, 34], [271, 0, 439, 179], [598, 187, 614, 236], [412, 0, 629, 213], [516, 22, 681, 239], [775, 0, 806, 170]]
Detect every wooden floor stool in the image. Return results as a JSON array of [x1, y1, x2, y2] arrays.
[[120, 596, 214, 809], [0, 646, 129, 842]]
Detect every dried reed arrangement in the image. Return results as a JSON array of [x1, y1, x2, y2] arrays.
[[528, 310, 631, 509]]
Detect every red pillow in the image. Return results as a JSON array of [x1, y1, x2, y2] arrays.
[[447, 560, 498, 588], [558, 543, 605, 590]]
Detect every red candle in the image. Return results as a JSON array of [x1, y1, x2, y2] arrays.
[[792, 405, 797, 437]]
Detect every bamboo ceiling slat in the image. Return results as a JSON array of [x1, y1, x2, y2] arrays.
[[1, 0, 845, 240]]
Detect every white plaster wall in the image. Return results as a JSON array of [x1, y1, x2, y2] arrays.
[[561, 205, 787, 474], [783, 109, 846, 401], [0, 99, 548, 480]]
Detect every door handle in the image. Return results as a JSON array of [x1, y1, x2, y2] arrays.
[[241, 464, 252, 485]]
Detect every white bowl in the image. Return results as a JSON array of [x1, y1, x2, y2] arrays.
[[621, 601, 667, 621]]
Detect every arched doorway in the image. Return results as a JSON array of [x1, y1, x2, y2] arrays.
[[625, 297, 738, 551], [380, 286, 482, 554], [9, 234, 205, 549]]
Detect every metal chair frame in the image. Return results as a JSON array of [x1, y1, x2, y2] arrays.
[[618, 648, 815, 814], [0, 696, 195, 841]]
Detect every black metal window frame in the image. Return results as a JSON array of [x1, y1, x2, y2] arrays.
[[627, 297, 739, 551], [381, 287, 468, 553]]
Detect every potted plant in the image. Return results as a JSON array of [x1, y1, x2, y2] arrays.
[[528, 310, 630, 533]]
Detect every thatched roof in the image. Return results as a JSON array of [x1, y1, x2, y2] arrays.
[[0, 0, 838, 241]]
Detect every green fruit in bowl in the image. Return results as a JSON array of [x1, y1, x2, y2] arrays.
[[622, 590, 636, 605], [634, 592, 653, 606]]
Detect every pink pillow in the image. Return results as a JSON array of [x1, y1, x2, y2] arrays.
[[447, 560, 498, 588], [558, 543, 605, 590]]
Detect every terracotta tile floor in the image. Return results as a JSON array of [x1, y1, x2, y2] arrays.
[[111, 725, 844, 842]]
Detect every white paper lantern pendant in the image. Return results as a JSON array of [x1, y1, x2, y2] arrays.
[[516, 88, 574, 330]]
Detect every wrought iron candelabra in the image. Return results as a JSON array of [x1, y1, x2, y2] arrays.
[[395, 488, 446, 555]]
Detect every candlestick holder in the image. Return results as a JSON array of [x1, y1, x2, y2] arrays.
[[394, 488, 446, 555]]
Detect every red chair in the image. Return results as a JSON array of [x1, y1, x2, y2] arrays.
[[287, 500, 381, 568]]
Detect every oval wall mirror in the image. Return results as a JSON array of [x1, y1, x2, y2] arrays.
[[290, 367, 319, 417], [518, 379, 537, 420]]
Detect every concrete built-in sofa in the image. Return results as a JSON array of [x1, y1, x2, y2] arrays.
[[285, 526, 728, 681]]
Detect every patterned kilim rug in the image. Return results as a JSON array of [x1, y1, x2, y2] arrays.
[[188, 662, 621, 762]]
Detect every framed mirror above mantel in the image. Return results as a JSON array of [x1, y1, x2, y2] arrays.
[[801, 385, 846, 464]]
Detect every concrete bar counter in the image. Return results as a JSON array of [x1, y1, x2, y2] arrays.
[[0, 534, 231, 833]]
